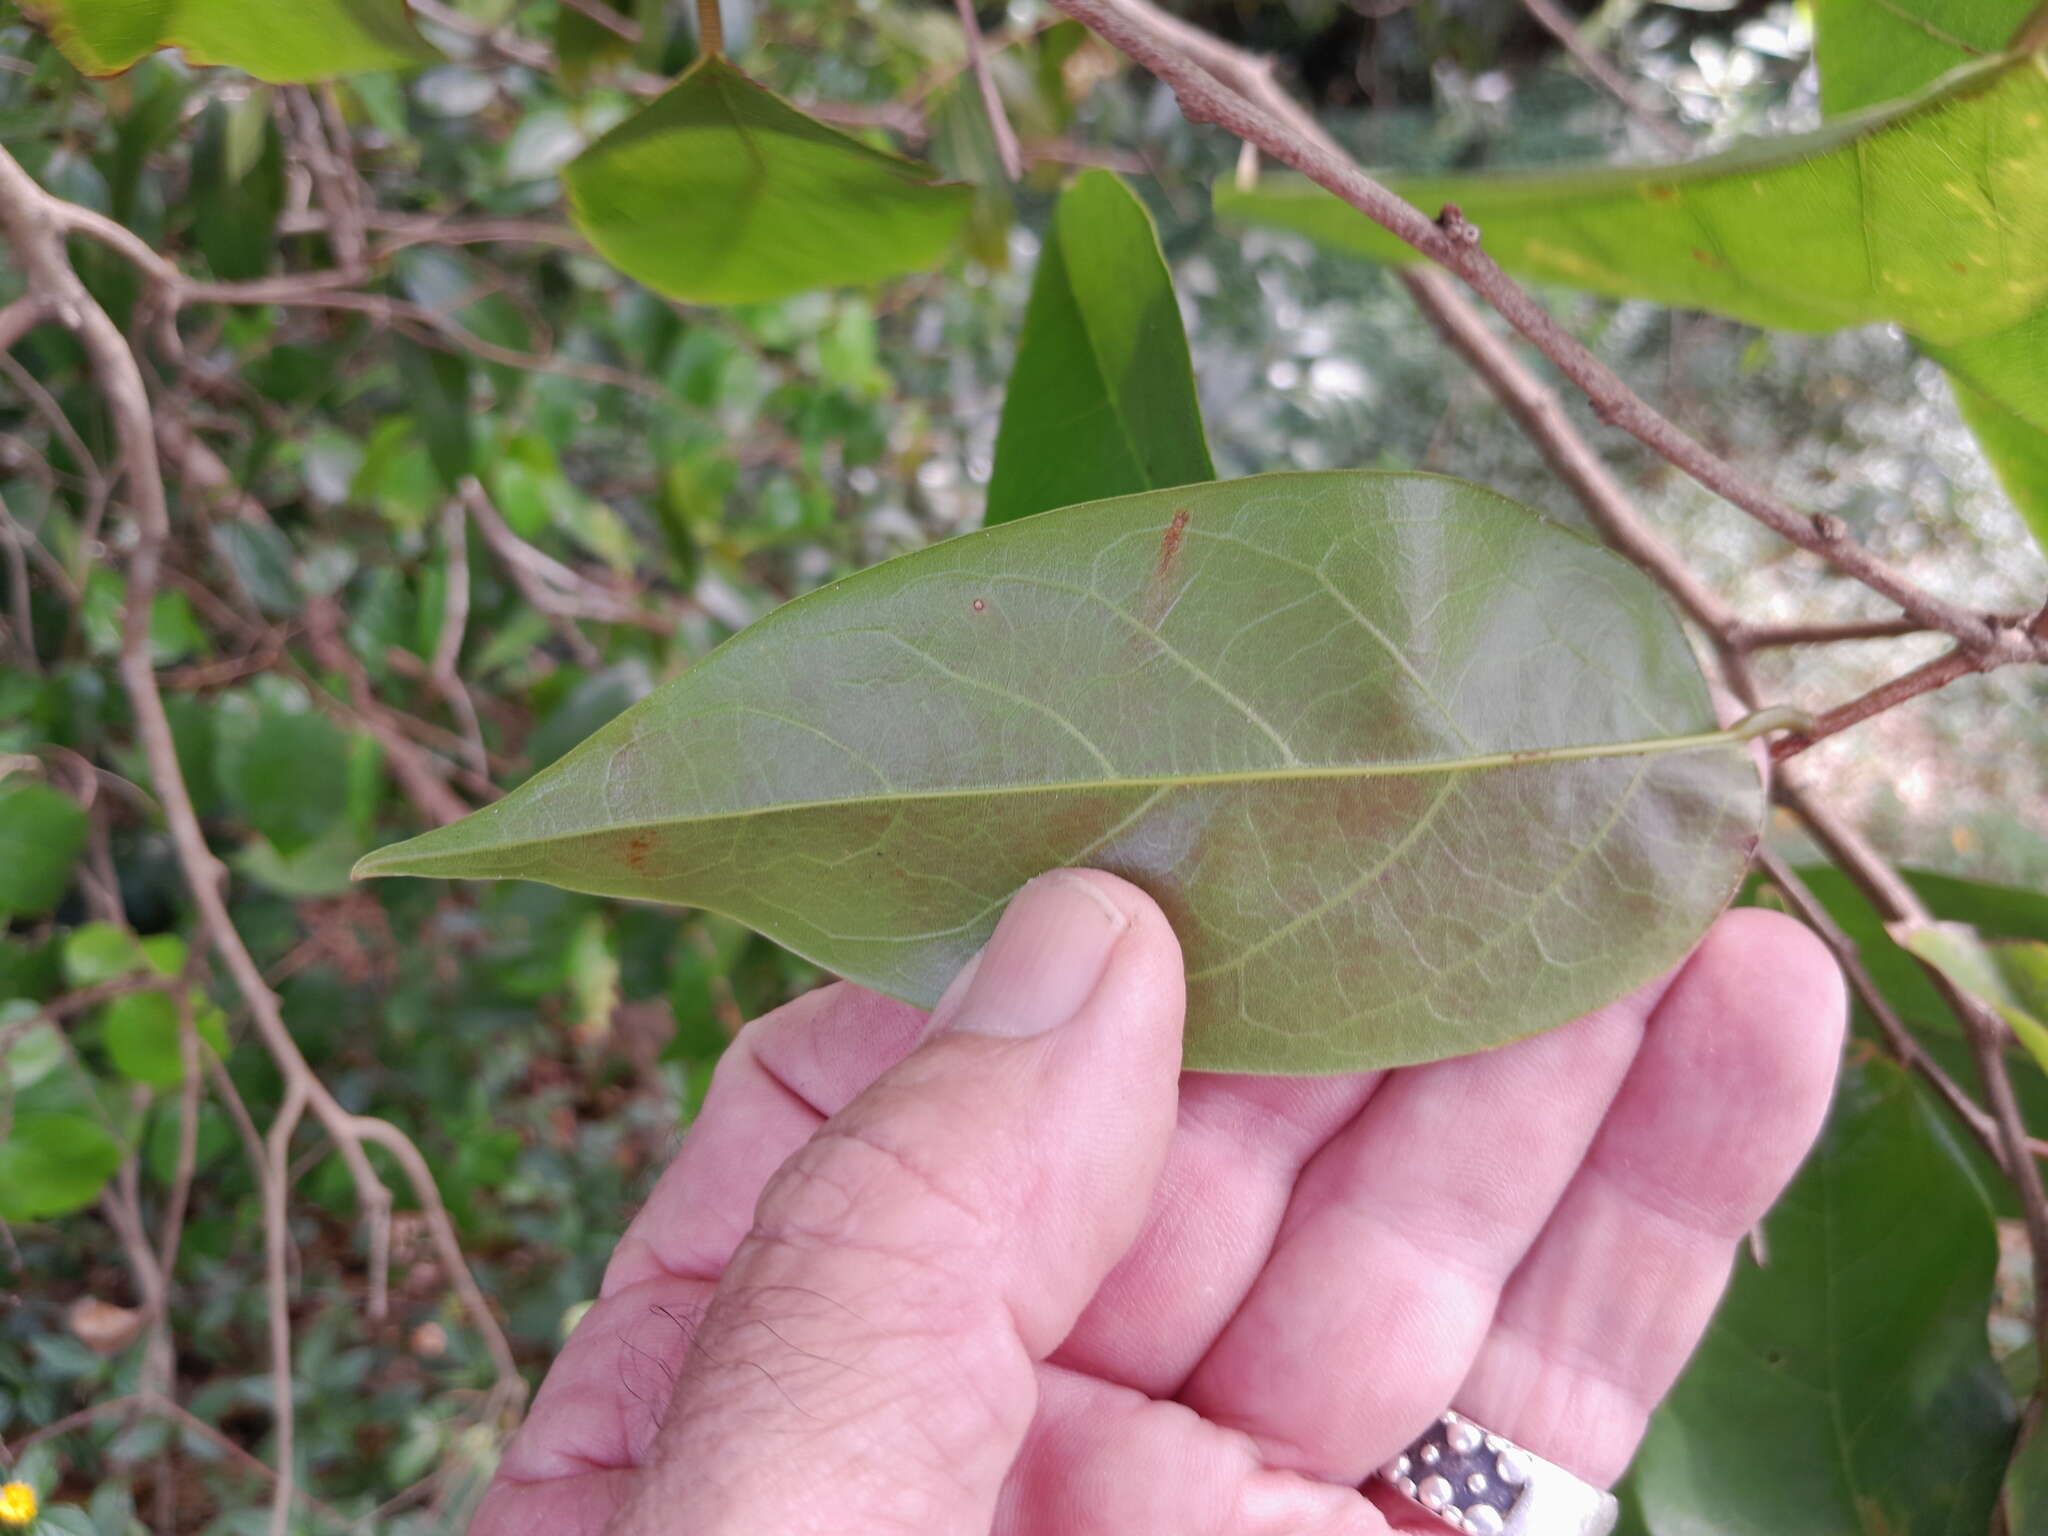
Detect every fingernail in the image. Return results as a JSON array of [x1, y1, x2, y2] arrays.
[[939, 872, 1130, 1038]]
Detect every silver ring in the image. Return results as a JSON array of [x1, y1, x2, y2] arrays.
[[1373, 1409, 1619, 1536]]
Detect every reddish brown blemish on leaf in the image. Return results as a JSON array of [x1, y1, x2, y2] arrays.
[[972, 598, 986, 612], [624, 831, 654, 872], [1155, 507, 1191, 580], [1647, 184, 1678, 201], [1139, 508, 1193, 630], [1690, 248, 1722, 268]]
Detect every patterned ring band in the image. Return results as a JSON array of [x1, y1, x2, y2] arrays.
[[1373, 1410, 1619, 1536]]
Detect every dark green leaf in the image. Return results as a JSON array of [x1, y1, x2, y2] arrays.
[[2004, 1421, 2048, 1535], [0, 783, 88, 918], [20, 0, 437, 80], [191, 94, 285, 282], [563, 56, 973, 304], [1632, 1059, 2015, 1535], [356, 471, 1762, 1074], [986, 170, 1215, 527], [0, 1112, 123, 1221], [211, 520, 301, 617], [554, 1, 633, 93], [213, 699, 354, 856], [397, 339, 474, 490]]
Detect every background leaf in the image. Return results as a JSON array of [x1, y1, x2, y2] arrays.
[[212, 697, 356, 857], [986, 170, 1215, 527], [563, 56, 973, 305], [19, 0, 438, 80], [1214, 54, 2048, 348], [1631, 1059, 2015, 1535], [0, 1113, 123, 1222], [357, 471, 1761, 1074], [0, 783, 88, 919]]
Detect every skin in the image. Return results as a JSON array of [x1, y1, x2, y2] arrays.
[[470, 868, 1845, 1535]]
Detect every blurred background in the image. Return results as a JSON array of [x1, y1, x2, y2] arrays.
[[2, 0, 2045, 1527]]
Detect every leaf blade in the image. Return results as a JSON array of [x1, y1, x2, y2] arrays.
[[986, 170, 1215, 526], [563, 57, 972, 305], [1632, 1059, 2016, 1535], [356, 471, 1761, 1074], [1213, 53, 2048, 348]]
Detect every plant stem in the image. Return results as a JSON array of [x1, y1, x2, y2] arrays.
[[696, 0, 723, 58]]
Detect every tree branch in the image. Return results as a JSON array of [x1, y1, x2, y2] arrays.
[[1048, 0, 2038, 658]]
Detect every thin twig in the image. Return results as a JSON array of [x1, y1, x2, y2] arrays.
[[1518, 0, 1689, 152], [953, 0, 1025, 181], [0, 143, 526, 1515], [1771, 646, 1996, 762], [1048, 0, 2037, 659], [432, 498, 489, 777]]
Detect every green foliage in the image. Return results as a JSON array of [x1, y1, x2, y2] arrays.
[[1215, 41, 2048, 548], [0, 1113, 124, 1221], [1632, 1059, 2016, 1534], [563, 56, 974, 304], [986, 170, 1213, 525], [20, 0, 436, 80], [1811, 0, 2035, 115], [357, 471, 1760, 1074], [0, 782, 88, 918]]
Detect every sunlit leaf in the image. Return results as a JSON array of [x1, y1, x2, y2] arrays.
[[987, 170, 1215, 527], [1633, 1059, 2015, 1535], [563, 56, 973, 305], [1214, 53, 2048, 348], [20, 0, 437, 81], [1813, 0, 2036, 115], [1216, 47, 2048, 545], [356, 471, 1761, 1074]]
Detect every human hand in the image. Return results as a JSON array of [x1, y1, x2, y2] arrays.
[[471, 869, 1843, 1535]]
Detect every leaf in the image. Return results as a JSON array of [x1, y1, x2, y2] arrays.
[[1812, 0, 2033, 115], [2004, 1419, 2048, 1536], [1213, 53, 2048, 349], [1632, 1059, 2015, 1536], [190, 93, 285, 281], [986, 170, 1215, 528], [1217, 46, 2048, 545], [1924, 307, 2048, 549], [20, 0, 438, 81], [1902, 922, 2048, 1075], [554, 1, 633, 94], [0, 783, 89, 918], [1807, 1, 2048, 552], [213, 697, 355, 856], [354, 471, 1762, 1074], [562, 56, 973, 305], [0, 1112, 123, 1221]]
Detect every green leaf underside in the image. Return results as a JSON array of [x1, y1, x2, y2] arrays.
[[1808, 0, 2048, 558], [1633, 1060, 2015, 1534], [1925, 305, 2048, 549], [986, 170, 1215, 526], [1213, 53, 2048, 349], [563, 57, 973, 306], [20, 0, 436, 80], [1813, 0, 2036, 115], [357, 471, 1760, 1074]]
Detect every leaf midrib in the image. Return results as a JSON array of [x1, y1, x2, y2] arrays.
[[359, 724, 1748, 871]]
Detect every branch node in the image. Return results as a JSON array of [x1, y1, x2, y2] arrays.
[[1809, 511, 1848, 543], [1435, 201, 1482, 245]]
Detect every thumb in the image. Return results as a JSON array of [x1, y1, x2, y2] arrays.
[[608, 870, 1187, 1536]]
